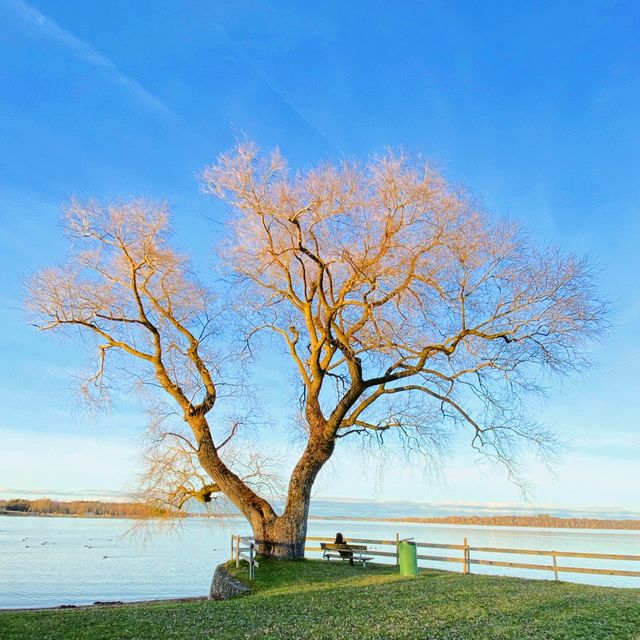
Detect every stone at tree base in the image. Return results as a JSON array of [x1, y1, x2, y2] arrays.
[[208, 564, 251, 600]]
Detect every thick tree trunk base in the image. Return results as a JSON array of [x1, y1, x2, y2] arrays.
[[254, 538, 305, 559], [253, 516, 308, 559], [247, 432, 332, 559]]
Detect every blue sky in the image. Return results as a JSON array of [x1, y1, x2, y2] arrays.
[[1, 0, 639, 515]]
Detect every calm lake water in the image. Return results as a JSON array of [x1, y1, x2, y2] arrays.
[[1, 515, 639, 608]]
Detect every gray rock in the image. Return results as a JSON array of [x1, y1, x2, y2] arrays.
[[208, 563, 251, 600]]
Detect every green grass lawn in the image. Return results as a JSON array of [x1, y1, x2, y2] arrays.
[[2, 560, 639, 640]]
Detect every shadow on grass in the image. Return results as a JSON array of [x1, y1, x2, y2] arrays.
[[231, 559, 449, 594], [2, 561, 639, 640], [223, 561, 640, 640]]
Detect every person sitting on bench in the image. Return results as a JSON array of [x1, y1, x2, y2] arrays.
[[334, 532, 354, 565]]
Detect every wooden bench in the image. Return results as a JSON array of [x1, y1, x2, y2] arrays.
[[320, 542, 374, 567]]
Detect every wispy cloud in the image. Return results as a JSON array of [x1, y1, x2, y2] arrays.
[[5, 0, 176, 120], [211, 22, 340, 154]]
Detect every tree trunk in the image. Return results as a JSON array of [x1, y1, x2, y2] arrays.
[[191, 413, 336, 560], [251, 513, 308, 559], [252, 429, 335, 559]]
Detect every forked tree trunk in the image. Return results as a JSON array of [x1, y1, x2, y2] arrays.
[[193, 409, 336, 560], [251, 429, 335, 559]]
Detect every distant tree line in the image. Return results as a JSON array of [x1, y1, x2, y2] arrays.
[[3, 498, 637, 530], [320, 513, 640, 530], [0, 498, 174, 518]]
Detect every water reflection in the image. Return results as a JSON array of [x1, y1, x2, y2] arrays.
[[1, 516, 638, 608]]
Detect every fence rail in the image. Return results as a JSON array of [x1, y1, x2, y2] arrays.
[[230, 535, 259, 580], [231, 532, 640, 582], [304, 534, 640, 581]]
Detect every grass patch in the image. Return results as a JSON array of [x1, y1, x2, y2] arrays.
[[1, 560, 639, 639]]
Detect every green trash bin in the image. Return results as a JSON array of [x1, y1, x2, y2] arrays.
[[398, 540, 418, 576]]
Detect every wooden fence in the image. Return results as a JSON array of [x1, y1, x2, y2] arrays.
[[233, 533, 640, 582], [230, 535, 259, 579], [307, 535, 640, 580]]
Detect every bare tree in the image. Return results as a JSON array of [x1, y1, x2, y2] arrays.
[[26, 200, 278, 533], [28, 144, 605, 560], [200, 143, 606, 556]]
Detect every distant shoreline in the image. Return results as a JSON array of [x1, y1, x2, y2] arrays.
[[2, 505, 640, 530], [308, 514, 640, 531], [0, 510, 154, 520], [0, 596, 207, 613]]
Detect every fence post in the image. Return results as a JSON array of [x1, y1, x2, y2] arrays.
[[463, 537, 470, 575], [552, 551, 559, 582], [235, 535, 240, 568], [249, 542, 255, 580], [230, 534, 234, 562], [395, 532, 400, 567]]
